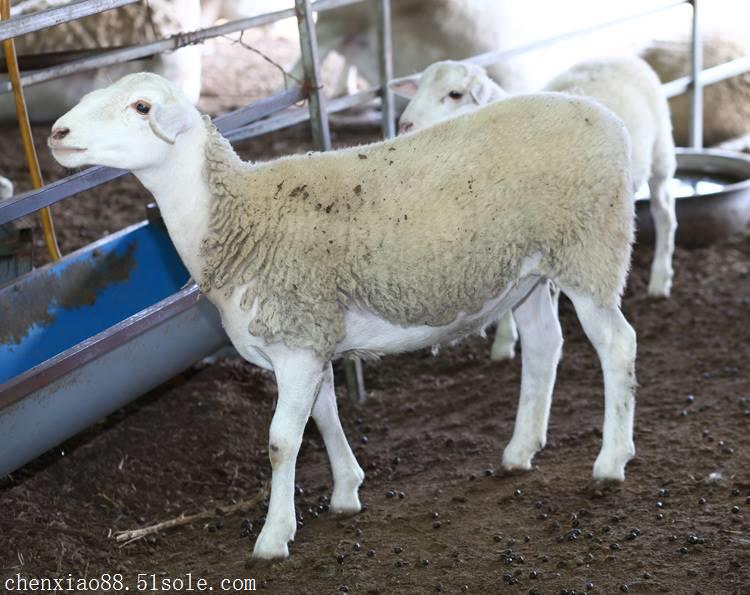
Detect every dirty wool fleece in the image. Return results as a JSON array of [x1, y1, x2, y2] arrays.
[[199, 93, 634, 358]]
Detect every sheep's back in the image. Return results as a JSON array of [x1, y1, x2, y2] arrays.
[[544, 57, 670, 188], [203, 93, 633, 357]]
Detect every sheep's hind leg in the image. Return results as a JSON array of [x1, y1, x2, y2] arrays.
[[253, 351, 326, 560], [490, 311, 518, 361], [566, 290, 636, 481], [502, 281, 562, 471], [647, 173, 677, 298], [311, 363, 364, 514]]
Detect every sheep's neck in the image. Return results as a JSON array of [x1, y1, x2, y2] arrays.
[[134, 122, 211, 284]]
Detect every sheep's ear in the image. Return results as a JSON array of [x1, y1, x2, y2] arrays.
[[148, 102, 192, 144], [468, 78, 506, 106], [391, 79, 419, 98]]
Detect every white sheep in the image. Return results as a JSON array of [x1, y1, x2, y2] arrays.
[[288, 0, 689, 97], [0, 0, 203, 122], [642, 35, 750, 149], [397, 58, 676, 361], [49, 72, 638, 560]]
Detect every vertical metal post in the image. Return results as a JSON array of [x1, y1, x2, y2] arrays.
[[688, 0, 703, 148], [376, 0, 395, 139], [295, 0, 366, 403], [295, 0, 331, 150]]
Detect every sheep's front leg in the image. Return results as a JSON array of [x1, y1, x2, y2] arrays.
[[566, 290, 637, 481], [311, 363, 364, 513], [490, 311, 518, 361], [253, 352, 326, 560], [647, 175, 677, 298], [502, 281, 563, 470]]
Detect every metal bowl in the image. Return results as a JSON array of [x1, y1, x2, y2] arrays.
[[636, 148, 750, 247]]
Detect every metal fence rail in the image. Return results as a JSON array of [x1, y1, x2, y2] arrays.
[[0, 0, 365, 94], [0, 86, 305, 226], [0, 0, 137, 42]]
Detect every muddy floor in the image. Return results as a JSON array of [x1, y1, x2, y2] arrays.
[[2, 30, 750, 595]]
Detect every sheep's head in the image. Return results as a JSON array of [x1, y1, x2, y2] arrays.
[[394, 61, 507, 133], [49, 72, 198, 171]]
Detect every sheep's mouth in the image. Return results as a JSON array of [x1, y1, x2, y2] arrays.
[[49, 145, 86, 155]]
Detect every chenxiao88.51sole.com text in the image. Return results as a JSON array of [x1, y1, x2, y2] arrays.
[[4, 573, 257, 592]]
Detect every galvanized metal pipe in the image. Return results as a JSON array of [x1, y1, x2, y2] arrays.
[[688, 0, 703, 148], [226, 89, 380, 142], [295, 0, 332, 150], [0, 87, 305, 226], [0, 0, 137, 42], [376, 0, 395, 139], [0, 0, 368, 94], [662, 54, 750, 98]]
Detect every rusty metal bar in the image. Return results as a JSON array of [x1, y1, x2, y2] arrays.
[[1, 0, 60, 261]]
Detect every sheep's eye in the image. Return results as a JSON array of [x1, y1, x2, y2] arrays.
[[448, 90, 464, 100], [133, 101, 151, 115]]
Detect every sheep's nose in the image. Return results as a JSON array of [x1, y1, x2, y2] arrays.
[[51, 127, 70, 141], [398, 120, 414, 134]]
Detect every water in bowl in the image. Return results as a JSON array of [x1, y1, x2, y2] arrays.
[[635, 170, 745, 200]]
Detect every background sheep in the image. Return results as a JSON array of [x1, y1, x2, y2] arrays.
[[298, 0, 748, 148], [642, 34, 750, 148], [397, 58, 676, 361], [0, 0, 202, 122], [49, 72, 637, 560]]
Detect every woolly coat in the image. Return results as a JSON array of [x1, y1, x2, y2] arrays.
[[199, 93, 634, 359], [642, 36, 750, 147], [10, 0, 188, 53], [544, 57, 676, 188]]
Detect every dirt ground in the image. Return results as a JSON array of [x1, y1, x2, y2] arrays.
[[2, 29, 750, 595]]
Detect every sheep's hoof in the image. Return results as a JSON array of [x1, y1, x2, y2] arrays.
[[330, 466, 364, 514], [592, 447, 633, 482], [252, 524, 294, 561], [490, 342, 516, 362], [501, 445, 535, 472], [647, 275, 672, 299], [252, 539, 290, 561], [330, 494, 362, 515]]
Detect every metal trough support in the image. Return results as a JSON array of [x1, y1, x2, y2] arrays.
[[0, 221, 229, 477], [0, 289, 227, 478]]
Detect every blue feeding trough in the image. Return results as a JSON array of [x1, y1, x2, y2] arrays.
[[0, 220, 227, 476]]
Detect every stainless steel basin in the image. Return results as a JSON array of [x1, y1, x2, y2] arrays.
[[636, 148, 750, 247]]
